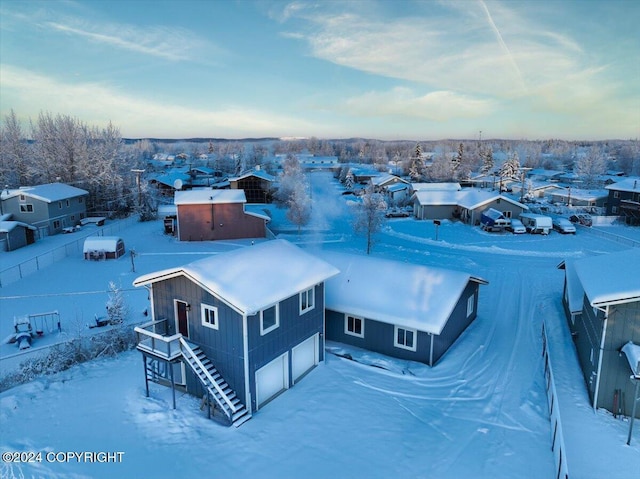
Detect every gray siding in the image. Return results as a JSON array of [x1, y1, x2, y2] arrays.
[[573, 296, 603, 404], [1, 194, 86, 236], [247, 283, 325, 411], [598, 301, 640, 417]]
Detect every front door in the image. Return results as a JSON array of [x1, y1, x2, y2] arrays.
[[175, 300, 189, 338]]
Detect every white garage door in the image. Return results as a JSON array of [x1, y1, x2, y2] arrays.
[[256, 352, 288, 409], [292, 334, 319, 384]]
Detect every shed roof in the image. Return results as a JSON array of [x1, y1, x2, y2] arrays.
[[321, 251, 487, 335], [133, 240, 340, 315], [174, 189, 246, 205], [83, 236, 123, 253], [573, 249, 640, 306]]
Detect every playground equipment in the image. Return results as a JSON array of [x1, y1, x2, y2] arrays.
[[12, 311, 61, 349]]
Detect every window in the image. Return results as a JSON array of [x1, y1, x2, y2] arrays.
[[19, 194, 26, 202], [344, 314, 364, 338], [299, 287, 315, 314], [394, 326, 417, 352], [201, 304, 218, 330], [79, 197, 83, 203], [612, 206, 618, 214], [467, 294, 475, 317], [613, 191, 620, 199], [58, 201, 63, 209], [53, 220, 61, 229], [20, 204, 34, 213], [260, 304, 279, 335], [502, 210, 512, 218], [66, 199, 70, 207]]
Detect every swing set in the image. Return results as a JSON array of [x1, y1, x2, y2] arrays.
[[12, 311, 61, 349]]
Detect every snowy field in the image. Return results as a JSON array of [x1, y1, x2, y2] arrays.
[[1, 172, 639, 479]]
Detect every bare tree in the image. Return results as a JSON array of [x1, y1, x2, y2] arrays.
[[275, 154, 304, 204], [0, 109, 30, 186], [354, 184, 387, 254], [286, 181, 312, 233], [575, 146, 607, 188]]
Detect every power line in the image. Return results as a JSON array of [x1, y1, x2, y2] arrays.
[[1, 288, 142, 300]]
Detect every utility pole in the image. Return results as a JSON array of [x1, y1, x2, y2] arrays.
[[131, 169, 145, 209]]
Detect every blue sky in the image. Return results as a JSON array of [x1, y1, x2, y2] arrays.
[[1, 0, 639, 140]]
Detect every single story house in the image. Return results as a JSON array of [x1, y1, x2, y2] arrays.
[[546, 188, 608, 209], [149, 171, 191, 197], [559, 249, 640, 418], [371, 174, 411, 204], [175, 189, 269, 242], [605, 177, 640, 225], [0, 183, 89, 237], [133, 239, 340, 426], [228, 167, 275, 203], [412, 189, 528, 224], [321, 252, 488, 366], [0, 220, 37, 251]]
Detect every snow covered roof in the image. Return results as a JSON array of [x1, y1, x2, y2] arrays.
[[560, 260, 585, 314], [133, 240, 340, 315], [1, 183, 88, 202], [412, 182, 461, 192], [605, 177, 640, 193], [386, 182, 409, 193], [152, 172, 190, 188], [371, 174, 407, 187], [83, 236, 123, 253], [621, 341, 640, 378], [548, 188, 608, 200], [230, 169, 275, 182], [412, 189, 527, 211], [482, 208, 505, 221], [573, 249, 640, 307], [0, 220, 36, 233], [320, 251, 487, 335], [174, 189, 246, 205], [157, 204, 177, 216]]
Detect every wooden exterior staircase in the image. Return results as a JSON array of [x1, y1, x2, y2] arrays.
[[135, 318, 251, 427]]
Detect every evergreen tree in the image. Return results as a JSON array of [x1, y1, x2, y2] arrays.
[[106, 281, 128, 325], [480, 146, 494, 175]]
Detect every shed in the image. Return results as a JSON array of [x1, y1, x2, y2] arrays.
[[83, 236, 125, 260]]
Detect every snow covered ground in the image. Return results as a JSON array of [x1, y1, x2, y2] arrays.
[[1, 172, 639, 479]]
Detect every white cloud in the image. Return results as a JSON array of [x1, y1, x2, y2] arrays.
[[345, 88, 494, 121], [0, 65, 315, 138]]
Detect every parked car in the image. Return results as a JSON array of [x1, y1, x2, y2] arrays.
[[385, 208, 410, 218], [569, 213, 592, 227], [553, 217, 576, 234], [506, 218, 526, 234]]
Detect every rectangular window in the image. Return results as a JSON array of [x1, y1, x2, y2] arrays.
[[612, 206, 618, 214], [53, 220, 61, 229], [394, 326, 417, 352], [467, 294, 475, 317], [344, 314, 364, 338], [299, 287, 315, 314], [613, 191, 620, 199], [79, 197, 83, 203], [20, 204, 34, 213], [260, 304, 279, 335], [58, 201, 63, 209], [66, 199, 70, 207], [19, 194, 26, 202], [201, 304, 218, 330]]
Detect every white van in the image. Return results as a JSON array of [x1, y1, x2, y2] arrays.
[[519, 213, 553, 235]]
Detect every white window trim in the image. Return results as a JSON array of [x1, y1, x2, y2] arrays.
[[201, 304, 218, 330], [344, 314, 364, 338], [260, 304, 280, 335], [394, 326, 417, 352], [613, 191, 620, 198], [299, 287, 315, 315], [20, 204, 34, 213], [467, 294, 475, 317]]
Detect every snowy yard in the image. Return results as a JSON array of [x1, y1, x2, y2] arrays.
[[1, 172, 639, 479]]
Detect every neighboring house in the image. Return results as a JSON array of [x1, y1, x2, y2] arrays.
[[547, 188, 608, 209], [132, 239, 340, 426], [371, 174, 410, 204], [0, 220, 36, 251], [559, 249, 640, 418], [297, 155, 340, 171], [411, 182, 462, 194], [228, 167, 275, 203], [149, 171, 191, 197], [175, 189, 269, 242], [605, 177, 640, 225], [321, 252, 488, 366], [411, 188, 528, 224], [0, 183, 88, 237]]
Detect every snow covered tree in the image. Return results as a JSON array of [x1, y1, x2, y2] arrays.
[[575, 146, 607, 188], [426, 153, 455, 182], [286, 181, 312, 233], [499, 152, 520, 192], [275, 154, 305, 204], [480, 146, 494, 175], [106, 281, 128, 325], [452, 143, 463, 172], [0, 109, 31, 186], [409, 143, 425, 181], [354, 184, 387, 254]]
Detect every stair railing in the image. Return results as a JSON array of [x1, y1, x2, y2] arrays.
[[179, 338, 238, 417]]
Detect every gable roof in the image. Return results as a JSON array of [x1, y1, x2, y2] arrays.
[[230, 169, 275, 182], [0, 220, 37, 233], [573, 249, 640, 307], [411, 182, 461, 192], [605, 177, 640, 193], [412, 189, 527, 210], [133, 240, 339, 315], [371, 174, 409, 187], [175, 189, 246, 205], [320, 251, 487, 335], [2, 183, 88, 202]]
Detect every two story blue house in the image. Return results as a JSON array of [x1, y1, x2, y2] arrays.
[[133, 239, 339, 426]]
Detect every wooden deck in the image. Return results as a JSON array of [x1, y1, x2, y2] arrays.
[[135, 318, 182, 361]]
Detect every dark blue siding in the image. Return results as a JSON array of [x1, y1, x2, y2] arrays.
[[326, 310, 432, 364], [151, 277, 246, 402], [432, 282, 479, 364], [247, 283, 325, 411]]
